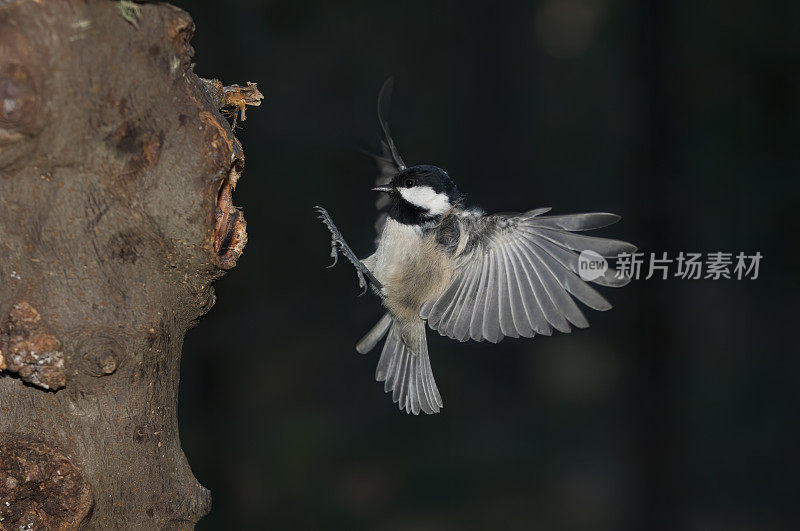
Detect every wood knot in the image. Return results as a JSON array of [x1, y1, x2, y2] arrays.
[[0, 62, 40, 145], [0, 437, 93, 530], [78, 336, 122, 377], [0, 16, 45, 169], [0, 302, 65, 390]]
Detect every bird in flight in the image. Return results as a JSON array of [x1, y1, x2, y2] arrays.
[[316, 80, 635, 414]]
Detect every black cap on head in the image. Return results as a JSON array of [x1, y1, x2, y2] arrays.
[[392, 165, 459, 201], [373, 164, 461, 225]]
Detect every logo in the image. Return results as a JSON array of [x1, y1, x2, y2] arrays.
[[578, 250, 608, 281]]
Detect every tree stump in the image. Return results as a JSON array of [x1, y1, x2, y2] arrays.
[[0, 0, 260, 528]]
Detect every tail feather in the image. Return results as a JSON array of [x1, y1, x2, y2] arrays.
[[375, 320, 442, 414], [356, 313, 392, 354]]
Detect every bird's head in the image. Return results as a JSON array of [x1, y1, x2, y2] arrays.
[[373, 165, 460, 224]]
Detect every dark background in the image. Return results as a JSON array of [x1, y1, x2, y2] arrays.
[[170, 0, 799, 529]]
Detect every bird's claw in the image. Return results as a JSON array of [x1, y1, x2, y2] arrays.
[[315, 206, 383, 296], [327, 239, 339, 268], [356, 270, 368, 296]]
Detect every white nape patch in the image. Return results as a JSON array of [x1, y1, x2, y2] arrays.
[[398, 186, 450, 215]]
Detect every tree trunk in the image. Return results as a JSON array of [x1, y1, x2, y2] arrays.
[[0, 0, 260, 528]]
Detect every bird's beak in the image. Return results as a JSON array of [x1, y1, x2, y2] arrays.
[[371, 185, 395, 194]]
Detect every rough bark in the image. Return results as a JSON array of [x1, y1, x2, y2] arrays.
[[0, 0, 260, 528]]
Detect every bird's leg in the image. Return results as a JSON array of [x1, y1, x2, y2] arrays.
[[315, 206, 384, 297]]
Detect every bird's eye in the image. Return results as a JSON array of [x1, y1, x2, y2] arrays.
[[404, 179, 414, 188]]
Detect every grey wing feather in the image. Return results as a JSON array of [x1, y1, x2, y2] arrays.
[[420, 208, 635, 343]]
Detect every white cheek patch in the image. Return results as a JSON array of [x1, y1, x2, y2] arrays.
[[399, 186, 450, 215]]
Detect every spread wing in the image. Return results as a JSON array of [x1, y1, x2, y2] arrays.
[[420, 209, 636, 343], [372, 78, 406, 240]]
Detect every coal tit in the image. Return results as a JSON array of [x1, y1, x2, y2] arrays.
[[316, 81, 635, 414]]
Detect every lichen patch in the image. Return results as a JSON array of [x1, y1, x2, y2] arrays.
[[0, 302, 65, 390]]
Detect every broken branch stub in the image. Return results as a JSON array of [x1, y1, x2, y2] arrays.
[[199, 78, 264, 126]]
